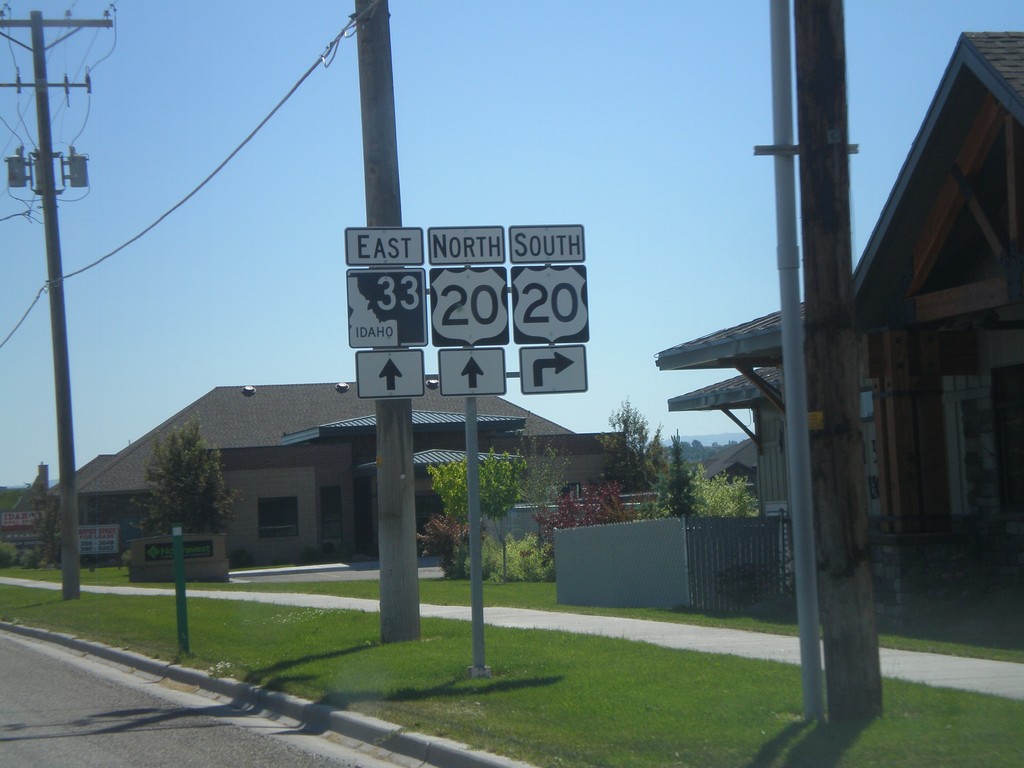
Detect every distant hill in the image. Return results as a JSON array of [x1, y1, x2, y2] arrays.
[[676, 433, 746, 447], [667, 434, 747, 464]]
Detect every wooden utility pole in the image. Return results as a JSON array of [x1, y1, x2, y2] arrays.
[[794, 0, 882, 719], [1, 12, 110, 599], [354, 0, 421, 643]]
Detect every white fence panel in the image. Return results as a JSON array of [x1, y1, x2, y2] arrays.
[[554, 518, 690, 609]]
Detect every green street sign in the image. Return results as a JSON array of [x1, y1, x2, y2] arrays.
[[144, 540, 213, 561]]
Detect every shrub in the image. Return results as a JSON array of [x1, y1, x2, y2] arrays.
[[418, 514, 471, 579], [534, 482, 633, 546], [19, 548, 41, 569], [482, 534, 553, 583], [0, 541, 18, 568], [692, 474, 758, 517]]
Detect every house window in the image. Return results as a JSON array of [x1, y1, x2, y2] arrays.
[[258, 497, 298, 538], [993, 364, 1024, 510]]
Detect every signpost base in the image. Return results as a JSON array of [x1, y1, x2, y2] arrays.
[[467, 665, 493, 679]]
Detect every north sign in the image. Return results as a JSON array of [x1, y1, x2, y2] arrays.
[[511, 265, 589, 344], [438, 348, 507, 396], [429, 267, 509, 347], [519, 345, 588, 394], [428, 226, 505, 265], [355, 349, 425, 399], [509, 225, 585, 263], [347, 268, 427, 348], [345, 227, 424, 266]]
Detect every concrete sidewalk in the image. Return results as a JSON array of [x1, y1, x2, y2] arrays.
[[2, 575, 1022, 701]]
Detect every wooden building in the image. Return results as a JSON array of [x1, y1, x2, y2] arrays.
[[658, 33, 1024, 612]]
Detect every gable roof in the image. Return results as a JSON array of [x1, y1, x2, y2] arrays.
[[77, 382, 571, 494], [701, 439, 758, 479], [855, 32, 1024, 331]]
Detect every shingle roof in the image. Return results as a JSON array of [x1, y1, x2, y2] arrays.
[[353, 448, 523, 474], [964, 33, 1024, 105], [667, 368, 781, 412], [76, 382, 571, 494], [655, 310, 785, 371], [281, 410, 528, 444], [701, 439, 758, 478]]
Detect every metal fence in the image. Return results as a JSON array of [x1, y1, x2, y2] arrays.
[[685, 516, 792, 612]]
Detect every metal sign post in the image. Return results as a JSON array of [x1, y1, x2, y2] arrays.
[[464, 397, 490, 678], [172, 524, 190, 655]]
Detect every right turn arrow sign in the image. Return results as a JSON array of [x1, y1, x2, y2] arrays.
[[519, 346, 587, 394]]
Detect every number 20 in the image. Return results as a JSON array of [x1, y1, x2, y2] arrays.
[[521, 281, 578, 323]]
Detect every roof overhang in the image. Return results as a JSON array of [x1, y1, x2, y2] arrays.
[[655, 310, 783, 372], [282, 411, 526, 445], [667, 368, 781, 412], [354, 449, 521, 476]]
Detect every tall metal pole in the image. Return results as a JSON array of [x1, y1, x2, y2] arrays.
[[31, 11, 79, 600], [354, 0, 420, 643], [464, 397, 490, 677], [766, 0, 823, 721]]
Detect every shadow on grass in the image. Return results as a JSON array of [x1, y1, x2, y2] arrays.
[[243, 641, 564, 710], [321, 672, 564, 709], [243, 642, 377, 689], [745, 719, 872, 768]]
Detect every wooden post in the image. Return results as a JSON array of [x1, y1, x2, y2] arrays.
[[30, 12, 80, 600], [794, 0, 882, 719], [355, 0, 420, 643]]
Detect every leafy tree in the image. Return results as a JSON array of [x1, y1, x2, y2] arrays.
[[426, 451, 526, 580], [692, 473, 758, 517], [427, 450, 526, 523], [655, 435, 698, 517], [517, 437, 570, 517], [142, 419, 236, 535], [31, 474, 60, 566], [596, 400, 667, 493]]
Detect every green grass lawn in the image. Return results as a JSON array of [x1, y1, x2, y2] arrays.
[[4, 565, 1023, 663], [1, 582, 1022, 768]]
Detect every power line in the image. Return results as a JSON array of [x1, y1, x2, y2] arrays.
[[0, 4, 378, 353]]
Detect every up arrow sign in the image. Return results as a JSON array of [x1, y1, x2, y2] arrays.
[[438, 348, 506, 396], [461, 356, 485, 388], [355, 350, 425, 399], [380, 358, 402, 391]]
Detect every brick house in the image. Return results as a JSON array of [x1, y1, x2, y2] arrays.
[[75, 382, 605, 565]]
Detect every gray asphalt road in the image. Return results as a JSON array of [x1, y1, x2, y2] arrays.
[[0, 632, 409, 768]]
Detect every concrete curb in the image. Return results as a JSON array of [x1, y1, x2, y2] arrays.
[[0, 621, 535, 768]]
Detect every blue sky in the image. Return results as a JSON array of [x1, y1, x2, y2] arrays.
[[1, 1, 1021, 486]]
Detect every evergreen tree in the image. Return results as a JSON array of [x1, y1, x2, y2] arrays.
[[657, 435, 697, 517], [597, 399, 667, 493]]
